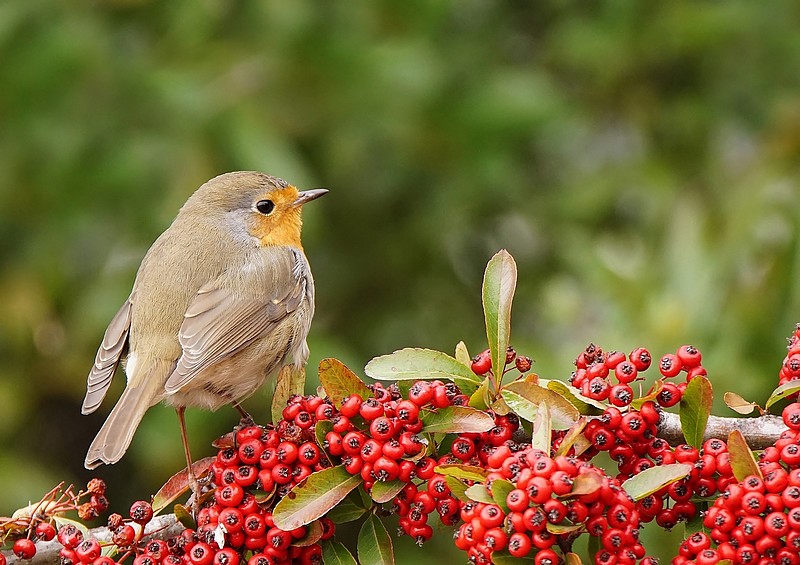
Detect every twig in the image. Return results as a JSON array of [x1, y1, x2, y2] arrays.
[[3, 515, 184, 565]]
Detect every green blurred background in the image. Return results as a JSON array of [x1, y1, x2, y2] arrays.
[[2, 0, 800, 560]]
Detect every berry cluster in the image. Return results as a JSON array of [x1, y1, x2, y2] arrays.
[[453, 447, 656, 565], [2, 479, 109, 564], [673, 401, 800, 564], [328, 380, 468, 489], [570, 344, 706, 408], [779, 324, 800, 386]]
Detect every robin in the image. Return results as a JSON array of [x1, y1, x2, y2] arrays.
[[81, 171, 326, 488]]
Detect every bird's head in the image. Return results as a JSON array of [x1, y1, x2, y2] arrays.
[[182, 171, 327, 249]]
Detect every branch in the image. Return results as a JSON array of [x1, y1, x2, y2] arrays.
[[658, 412, 786, 449], [4, 514, 184, 565]]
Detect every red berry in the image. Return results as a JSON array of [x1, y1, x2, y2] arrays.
[[188, 542, 214, 565], [13, 539, 36, 560], [471, 349, 492, 375], [629, 347, 651, 371], [75, 539, 101, 562], [677, 344, 702, 368], [129, 500, 154, 524], [659, 353, 682, 377], [508, 532, 531, 557], [34, 522, 56, 542]]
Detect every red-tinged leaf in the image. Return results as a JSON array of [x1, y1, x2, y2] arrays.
[[273, 465, 362, 530], [318, 358, 372, 408], [503, 381, 579, 429], [728, 430, 762, 482], [724, 392, 759, 415], [292, 519, 324, 547], [211, 431, 235, 449], [445, 476, 471, 503], [483, 250, 517, 380], [321, 540, 357, 565], [565, 553, 583, 565], [680, 376, 713, 449], [766, 380, 800, 409], [568, 471, 603, 497], [370, 480, 405, 504], [152, 457, 215, 514], [490, 478, 515, 514], [272, 365, 306, 424], [364, 348, 480, 390], [464, 484, 495, 504], [555, 418, 588, 458], [622, 463, 693, 501], [357, 514, 395, 565], [420, 406, 495, 434], [435, 464, 488, 483]]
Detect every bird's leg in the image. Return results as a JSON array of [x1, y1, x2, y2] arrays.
[[176, 407, 201, 502], [232, 402, 254, 427]]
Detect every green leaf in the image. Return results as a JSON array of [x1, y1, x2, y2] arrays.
[[469, 377, 491, 410], [464, 484, 495, 504], [321, 540, 358, 565], [318, 358, 373, 408], [491, 553, 534, 564], [325, 498, 367, 524], [455, 341, 471, 366], [152, 457, 215, 514], [272, 365, 306, 424], [503, 381, 580, 429], [482, 249, 517, 379], [728, 429, 762, 481], [680, 375, 713, 449], [444, 476, 471, 503], [545, 380, 606, 415], [622, 463, 693, 501], [357, 514, 395, 565], [546, 522, 583, 534], [315, 420, 334, 456], [273, 465, 362, 530], [766, 380, 800, 409], [370, 480, 405, 504], [490, 478, 515, 514], [420, 406, 495, 434], [531, 402, 552, 453], [434, 464, 488, 483], [365, 348, 480, 390]]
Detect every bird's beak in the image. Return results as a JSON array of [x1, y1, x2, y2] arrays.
[[293, 188, 328, 207]]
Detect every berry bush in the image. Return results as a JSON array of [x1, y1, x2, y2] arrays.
[[3, 250, 800, 565]]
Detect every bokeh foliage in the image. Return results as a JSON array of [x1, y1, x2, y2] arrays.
[[2, 0, 800, 560]]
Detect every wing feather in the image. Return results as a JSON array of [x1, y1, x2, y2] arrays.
[[82, 297, 133, 414], [164, 253, 308, 393]]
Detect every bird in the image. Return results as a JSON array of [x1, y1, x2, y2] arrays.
[[81, 171, 326, 488]]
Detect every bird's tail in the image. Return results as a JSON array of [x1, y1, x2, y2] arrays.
[[84, 360, 167, 469]]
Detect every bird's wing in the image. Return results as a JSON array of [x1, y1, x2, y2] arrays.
[[82, 297, 133, 414], [164, 254, 308, 393]]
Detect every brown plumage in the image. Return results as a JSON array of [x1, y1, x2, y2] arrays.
[[83, 171, 326, 470]]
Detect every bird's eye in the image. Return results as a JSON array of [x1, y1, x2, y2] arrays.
[[255, 200, 275, 215]]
